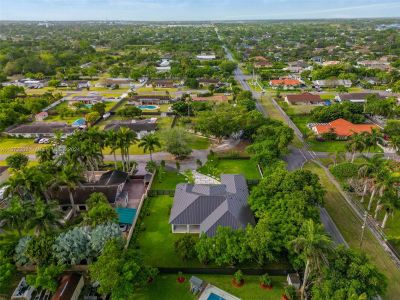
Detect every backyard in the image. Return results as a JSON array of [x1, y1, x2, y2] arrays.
[[151, 171, 187, 190], [132, 274, 286, 300]]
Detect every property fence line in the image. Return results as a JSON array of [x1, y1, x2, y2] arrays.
[[158, 267, 293, 276], [148, 189, 175, 197], [125, 172, 156, 249]]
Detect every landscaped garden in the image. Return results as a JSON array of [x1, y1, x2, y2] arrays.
[[151, 171, 187, 190], [132, 274, 286, 300]]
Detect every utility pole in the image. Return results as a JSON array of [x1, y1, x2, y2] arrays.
[[360, 211, 368, 248]]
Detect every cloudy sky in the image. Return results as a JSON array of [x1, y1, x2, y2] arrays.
[[1, 0, 400, 21]]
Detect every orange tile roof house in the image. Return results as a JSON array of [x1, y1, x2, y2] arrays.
[[312, 118, 378, 139], [270, 78, 302, 89], [285, 93, 324, 105]]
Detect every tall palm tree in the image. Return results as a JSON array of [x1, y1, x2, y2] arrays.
[[376, 189, 400, 228], [363, 129, 382, 155], [357, 164, 372, 203], [370, 168, 391, 214], [0, 196, 31, 237], [138, 134, 161, 162], [55, 164, 84, 208], [28, 199, 63, 236], [104, 130, 119, 169], [116, 127, 138, 172], [290, 219, 333, 300], [346, 133, 366, 163]]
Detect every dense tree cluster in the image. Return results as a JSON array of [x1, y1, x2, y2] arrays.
[[310, 102, 365, 123]]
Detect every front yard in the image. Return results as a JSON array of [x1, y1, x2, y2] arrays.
[[0, 138, 47, 155], [198, 158, 262, 180], [132, 274, 286, 300]]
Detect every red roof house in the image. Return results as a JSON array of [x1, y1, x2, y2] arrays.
[[312, 118, 378, 138], [270, 78, 302, 88]]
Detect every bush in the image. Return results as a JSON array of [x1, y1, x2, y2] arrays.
[[259, 273, 272, 286], [330, 162, 359, 180], [174, 235, 197, 260], [284, 285, 297, 300], [234, 270, 244, 283]]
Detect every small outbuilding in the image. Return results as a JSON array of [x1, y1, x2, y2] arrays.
[[189, 276, 205, 295]]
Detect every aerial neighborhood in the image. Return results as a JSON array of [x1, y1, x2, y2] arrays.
[[0, 15, 400, 300]]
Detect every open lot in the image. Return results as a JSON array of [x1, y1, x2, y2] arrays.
[[303, 162, 400, 299], [132, 274, 286, 300]]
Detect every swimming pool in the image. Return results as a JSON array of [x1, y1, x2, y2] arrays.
[[207, 293, 225, 300], [138, 105, 159, 110]]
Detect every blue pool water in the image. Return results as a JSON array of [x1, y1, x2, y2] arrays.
[[138, 105, 158, 110], [207, 293, 225, 300]]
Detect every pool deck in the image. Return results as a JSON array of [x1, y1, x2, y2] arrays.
[[199, 284, 241, 300]]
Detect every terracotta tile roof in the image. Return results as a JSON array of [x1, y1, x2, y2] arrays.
[[286, 92, 322, 103], [270, 78, 301, 86], [314, 118, 378, 137]]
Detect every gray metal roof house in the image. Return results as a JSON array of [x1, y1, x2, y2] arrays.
[[169, 174, 255, 237]]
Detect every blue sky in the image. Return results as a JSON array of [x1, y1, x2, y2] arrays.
[[1, 0, 400, 21]]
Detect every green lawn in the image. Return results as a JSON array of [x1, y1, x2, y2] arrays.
[[151, 171, 188, 190], [290, 114, 312, 136], [136, 196, 203, 268], [187, 134, 211, 150], [132, 274, 286, 300], [198, 159, 261, 180], [303, 162, 400, 299], [0, 138, 47, 154], [308, 140, 383, 153]]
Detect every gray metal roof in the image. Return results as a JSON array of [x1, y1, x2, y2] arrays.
[[169, 174, 255, 237]]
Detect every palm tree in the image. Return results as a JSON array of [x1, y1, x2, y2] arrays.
[[138, 134, 161, 162], [36, 146, 55, 163], [363, 129, 382, 155], [0, 196, 31, 237], [329, 150, 345, 166], [346, 133, 366, 163], [290, 219, 332, 300], [105, 130, 119, 169], [116, 127, 138, 172], [28, 199, 63, 236], [357, 164, 372, 203], [55, 164, 84, 209], [371, 168, 391, 215], [376, 189, 400, 228]]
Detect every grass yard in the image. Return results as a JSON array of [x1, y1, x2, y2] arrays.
[[303, 162, 400, 299], [290, 114, 312, 135], [151, 171, 187, 190], [132, 274, 286, 300], [198, 159, 261, 180], [187, 134, 210, 150], [0, 138, 46, 155], [259, 94, 286, 122], [135, 196, 203, 268], [308, 140, 383, 153]]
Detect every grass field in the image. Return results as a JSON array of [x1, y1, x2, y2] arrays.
[[136, 196, 203, 268], [151, 171, 187, 190], [308, 140, 383, 153], [0, 138, 46, 155], [132, 274, 286, 300], [303, 162, 400, 299], [198, 159, 261, 180]]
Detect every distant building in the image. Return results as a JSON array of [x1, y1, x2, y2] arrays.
[[98, 78, 133, 88], [312, 80, 352, 88], [35, 111, 48, 121], [358, 60, 391, 71], [198, 78, 221, 87], [196, 53, 216, 60], [147, 79, 174, 88], [311, 118, 378, 139], [169, 174, 255, 237], [335, 92, 386, 103], [5, 122, 75, 138], [270, 78, 302, 89], [129, 95, 171, 105], [71, 95, 103, 105], [285, 93, 324, 105], [104, 119, 157, 139]]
